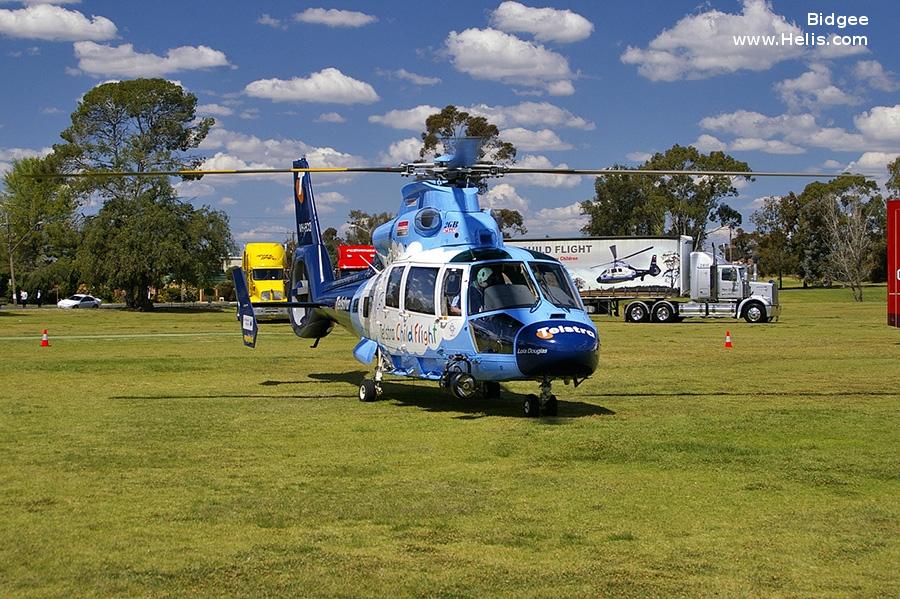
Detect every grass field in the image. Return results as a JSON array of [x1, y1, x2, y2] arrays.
[[1, 287, 898, 597]]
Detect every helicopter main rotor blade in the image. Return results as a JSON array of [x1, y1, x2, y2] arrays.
[[502, 167, 865, 178], [31, 166, 405, 179]]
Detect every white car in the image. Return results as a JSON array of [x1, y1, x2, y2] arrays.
[[57, 294, 102, 309]]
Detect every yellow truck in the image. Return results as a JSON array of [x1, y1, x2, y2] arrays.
[[242, 242, 287, 319]]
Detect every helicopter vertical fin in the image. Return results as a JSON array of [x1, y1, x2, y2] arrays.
[[292, 158, 334, 300], [232, 267, 258, 348]]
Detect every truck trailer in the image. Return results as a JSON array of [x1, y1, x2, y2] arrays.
[[506, 236, 780, 323]]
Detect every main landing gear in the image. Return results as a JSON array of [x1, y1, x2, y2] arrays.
[[524, 378, 558, 418]]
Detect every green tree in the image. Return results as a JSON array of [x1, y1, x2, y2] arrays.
[[420, 105, 516, 163], [811, 177, 883, 301], [78, 188, 232, 309], [644, 145, 752, 250], [53, 79, 229, 309], [580, 167, 664, 236], [751, 194, 800, 288], [1, 155, 81, 301], [343, 210, 393, 245], [491, 208, 527, 239], [887, 156, 900, 196]]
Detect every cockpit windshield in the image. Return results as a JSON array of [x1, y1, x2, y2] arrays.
[[468, 261, 539, 314], [529, 262, 582, 309]]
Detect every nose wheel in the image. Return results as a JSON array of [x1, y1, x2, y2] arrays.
[[524, 378, 558, 417], [359, 348, 387, 402]]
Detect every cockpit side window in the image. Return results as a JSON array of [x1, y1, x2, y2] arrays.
[[385, 266, 405, 309]]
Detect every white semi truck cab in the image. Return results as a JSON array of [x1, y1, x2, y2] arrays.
[[623, 251, 780, 323]]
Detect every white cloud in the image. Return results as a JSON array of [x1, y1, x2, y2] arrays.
[[512, 154, 581, 188], [0, 145, 52, 174], [490, 1, 593, 44], [774, 64, 859, 111], [626, 151, 652, 163], [700, 110, 818, 139], [73, 41, 230, 77], [693, 134, 727, 152], [378, 137, 422, 164], [821, 159, 843, 170], [621, 0, 804, 81], [200, 127, 359, 170], [381, 68, 441, 86], [294, 8, 376, 28], [482, 183, 529, 212], [219, 196, 237, 206], [369, 101, 595, 133], [501, 127, 571, 151], [245, 67, 378, 104], [845, 152, 899, 174], [699, 105, 900, 153], [257, 14, 285, 29], [174, 180, 216, 198], [445, 28, 575, 95], [853, 60, 899, 92], [467, 101, 595, 130], [0, 4, 116, 41], [197, 103, 233, 117], [729, 137, 804, 155], [853, 105, 900, 142], [368, 105, 440, 130], [525, 201, 588, 236], [315, 112, 346, 123], [236, 225, 295, 242], [291, 190, 350, 215]]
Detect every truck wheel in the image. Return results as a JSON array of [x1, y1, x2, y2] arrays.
[[625, 302, 649, 323], [743, 302, 765, 323], [652, 303, 674, 323]]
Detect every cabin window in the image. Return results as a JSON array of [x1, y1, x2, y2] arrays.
[[362, 296, 370, 318], [721, 268, 736, 282], [385, 266, 404, 309], [529, 262, 582, 310], [441, 268, 463, 317], [404, 266, 439, 314]]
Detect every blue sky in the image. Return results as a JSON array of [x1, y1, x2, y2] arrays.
[[1, 0, 898, 247]]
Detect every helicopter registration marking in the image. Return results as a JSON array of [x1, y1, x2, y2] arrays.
[[536, 325, 595, 340]]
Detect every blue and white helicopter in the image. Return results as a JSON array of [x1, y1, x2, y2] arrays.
[[235, 138, 598, 417]]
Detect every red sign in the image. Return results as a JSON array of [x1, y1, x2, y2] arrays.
[[338, 245, 376, 271], [889, 199, 899, 327]]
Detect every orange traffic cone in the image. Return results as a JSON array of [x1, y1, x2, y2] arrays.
[[40, 329, 50, 347], [724, 330, 733, 349]]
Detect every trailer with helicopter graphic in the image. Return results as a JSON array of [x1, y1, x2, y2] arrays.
[[506, 236, 780, 323]]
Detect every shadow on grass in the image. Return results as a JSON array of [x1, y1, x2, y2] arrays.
[[579, 390, 900, 398], [262, 370, 615, 419]]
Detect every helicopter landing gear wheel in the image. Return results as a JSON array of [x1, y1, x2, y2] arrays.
[[537, 378, 558, 417], [483, 381, 501, 399], [450, 372, 477, 399], [543, 395, 558, 417], [524, 394, 541, 417], [359, 379, 377, 402]]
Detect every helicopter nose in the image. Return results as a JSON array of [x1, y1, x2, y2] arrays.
[[516, 321, 599, 378]]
